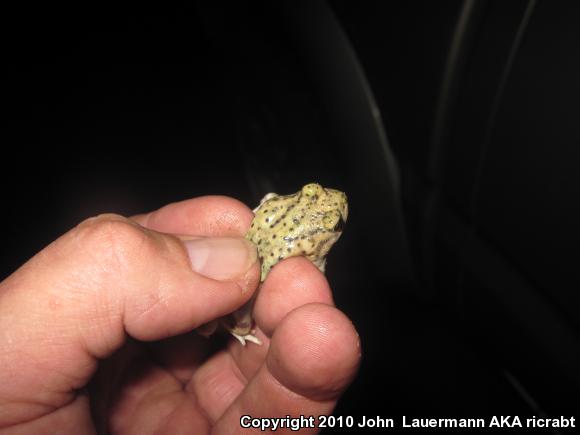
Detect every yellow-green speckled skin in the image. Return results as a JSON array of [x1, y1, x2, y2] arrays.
[[246, 183, 348, 281]]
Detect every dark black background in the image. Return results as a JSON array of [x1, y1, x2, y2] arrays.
[[3, 0, 579, 432]]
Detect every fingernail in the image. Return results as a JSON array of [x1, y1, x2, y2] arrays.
[[183, 237, 257, 281]]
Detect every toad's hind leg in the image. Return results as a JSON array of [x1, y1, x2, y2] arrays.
[[221, 296, 262, 346], [230, 331, 262, 346]]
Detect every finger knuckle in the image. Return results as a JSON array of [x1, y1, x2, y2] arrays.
[[75, 214, 155, 272]]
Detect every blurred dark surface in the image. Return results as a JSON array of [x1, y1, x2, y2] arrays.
[[3, 0, 579, 431]]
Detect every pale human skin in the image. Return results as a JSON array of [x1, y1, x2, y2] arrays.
[[0, 196, 360, 434]]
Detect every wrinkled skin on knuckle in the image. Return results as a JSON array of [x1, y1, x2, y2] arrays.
[[74, 214, 155, 279], [73, 216, 162, 312], [63, 214, 165, 353], [75, 214, 192, 335]]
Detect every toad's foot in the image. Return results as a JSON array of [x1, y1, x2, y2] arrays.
[[231, 331, 262, 346]]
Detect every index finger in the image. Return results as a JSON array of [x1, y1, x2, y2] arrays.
[[132, 196, 254, 237]]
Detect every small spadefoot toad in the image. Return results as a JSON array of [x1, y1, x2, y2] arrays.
[[224, 183, 348, 345]]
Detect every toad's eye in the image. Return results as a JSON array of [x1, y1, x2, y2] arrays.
[[322, 210, 343, 231], [333, 216, 346, 232]]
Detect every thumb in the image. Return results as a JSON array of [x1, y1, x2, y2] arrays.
[[0, 213, 259, 427]]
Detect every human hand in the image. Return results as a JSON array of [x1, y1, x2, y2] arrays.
[[0, 196, 360, 434]]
